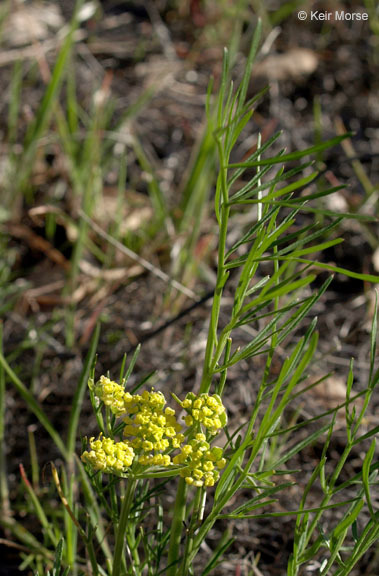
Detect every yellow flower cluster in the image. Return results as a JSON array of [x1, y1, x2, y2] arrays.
[[181, 392, 227, 434], [123, 390, 184, 466], [81, 435, 135, 473], [173, 433, 226, 487], [91, 375, 127, 416], [83, 380, 229, 488]]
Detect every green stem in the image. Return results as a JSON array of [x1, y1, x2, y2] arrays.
[[181, 488, 204, 576], [217, 338, 232, 396], [247, 243, 279, 439], [86, 535, 100, 576], [0, 324, 10, 516], [304, 441, 353, 549], [112, 477, 137, 576], [62, 468, 77, 574], [167, 477, 188, 576], [77, 459, 113, 571], [189, 437, 263, 564], [19, 464, 58, 547], [200, 203, 230, 393]]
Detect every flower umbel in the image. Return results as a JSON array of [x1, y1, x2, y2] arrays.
[[173, 433, 226, 487], [83, 379, 228, 487], [92, 375, 127, 416], [81, 435, 135, 474], [123, 390, 184, 466], [179, 392, 227, 435]]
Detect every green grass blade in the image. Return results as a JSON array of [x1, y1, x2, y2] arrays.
[[0, 352, 68, 459], [19, 463, 58, 547], [7, 59, 23, 144], [1, 516, 54, 562], [66, 324, 100, 457], [19, 0, 84, 193], [132, 136, 168, 226]]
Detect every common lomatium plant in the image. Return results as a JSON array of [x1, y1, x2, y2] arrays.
[[76, 22, 378, 574], [0, 18, 378, 576]]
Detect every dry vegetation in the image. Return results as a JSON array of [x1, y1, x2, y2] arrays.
[[0, 1, 378, 575]]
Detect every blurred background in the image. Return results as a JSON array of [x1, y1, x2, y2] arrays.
[[0, 1, 378, 574]]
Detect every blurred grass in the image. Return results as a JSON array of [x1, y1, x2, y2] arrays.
[[1, 0, 377, 336], [0, 1, 378, 572]]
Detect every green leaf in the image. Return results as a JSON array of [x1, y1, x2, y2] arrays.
[[201, 531, 234, 576], [231, 170, 319, 204], [227, 133, 283, 193], [263, 199, 377, 222], [228, 482, 295, 516], [66, 324, 100, 458], [353, 426, 379, 446], [362, 438, 377, 521], [272, 218, 343, 256], [272, 423, 331, 468], [239, 275, 316, 317], [214, 435, 254, 501], [53, 538, 64, 576], [19, 0, 85, 191], [226, 498, 360, 520], [369, 290, 378, 384], [288, 238, 344, 258], [235, 18, 262, 115], [280, 257, 379, 284], [333, 500, 365, 540], [227, 134, 352, 168], [123, 344, 141, 383]]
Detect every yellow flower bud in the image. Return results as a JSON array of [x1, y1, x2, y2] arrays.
[[185, 415, 193, 426]]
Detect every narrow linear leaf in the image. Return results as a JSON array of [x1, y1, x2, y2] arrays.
[[272, 423, 331, 468], [53, 538, 64, 576], [220, 497, 360, 519], [333, 500, 365, 540], [283, 258, 379, 283], [227, 134, 352, 168], [362, 438, 377, 521]]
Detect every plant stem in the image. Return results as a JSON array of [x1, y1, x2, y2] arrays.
[[200, 202, 230, 393], [167, 477, 188, 576], [181, 488, 204, 575], [112, 477, 137, 576], [0, 324, 10, 517]]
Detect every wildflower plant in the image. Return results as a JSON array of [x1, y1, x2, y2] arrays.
[[73, 23, 377, 575], [0, 17, 378, 576], [82, 376, 227, 484], [79, 367, 229, 576]]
